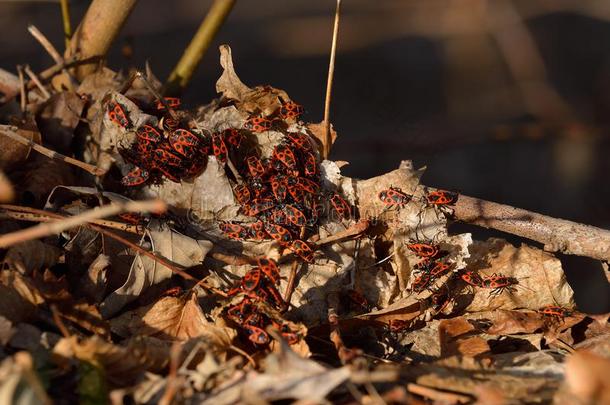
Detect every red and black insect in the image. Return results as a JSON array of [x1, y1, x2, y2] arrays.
[[411, 273, 431, 293], [242, 199, 275, 217], [257, 258, 280, 285], [287, 182, 305, 203], [244, 116, 273, 133], [330, 193, 352, 220], [223, 128, 244, 148], [243, 313, 270, 345], [282, 204, 307, 227], [160, 116, 180, 131], [284, 132, 312, 151], [460, 271, 483, 287], [379, 187, 411, 206], [121, 166, 150, 187], [136, 124, 163, 143], [426, 189, 459, 206], [270, 175, 288, 201], [273, 143, 297, 169], [211, 133, 228, 163], [107, 102, 130, 128], [289, 239, 314, 262], [245, 220, 268, 240], [428, 261, 452, 279], [538, 305, 572, 319], [155, 96, 181, 111], [264, 222, 293, 245], [302, 151, 318, 177], [295, 176, 319, 194], [161, 286, 183, 298], [407, 242, 440, 258], [182, 157, 207, 179], [246, 156, 267, 178], [232, 184, 251, 205], [278, 101, 304, 120], [169, 128, 202, 159], [388, 319, 410, 333], [480, 273, 519, 296], [226, 298, 252, 324], [219, 221, 250, 240]]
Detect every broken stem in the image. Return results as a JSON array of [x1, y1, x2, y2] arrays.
[[0, 125, 105, 176], [165, 0, 236, 95], [453, 193, 610, 262], [60, 0, 72, 50], [323, 0, 342, 159], [0, 200, 166, 248], [24, 65, 51, 100]]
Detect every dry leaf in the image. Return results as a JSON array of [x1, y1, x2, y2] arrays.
[[35, 91, 85, 153], [439, 317, 490, 358], [2, 240, 62, 276], [80, 254, 109, 304], [0, 126, 39, 171], [307, 121, 337, 152], [101, 223, 212, 318], [110, 293, 236, 346]]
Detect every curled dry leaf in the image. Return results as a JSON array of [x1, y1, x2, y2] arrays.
[[464, 239, 574, 312], [20, 157, 76, 206], [2, 240, 63, 276], [101, 223, 213, 318], [79, 254, 109, 304], [216, 44, 289, 117], [110, 293, 236, 347]]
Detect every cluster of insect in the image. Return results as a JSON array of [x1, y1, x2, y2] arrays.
[[223, 258, 299, 345]]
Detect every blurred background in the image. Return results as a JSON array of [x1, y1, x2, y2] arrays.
[[1, 0, 609, 310]]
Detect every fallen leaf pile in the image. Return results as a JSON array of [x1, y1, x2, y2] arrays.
[[0, 44, 608, 404]]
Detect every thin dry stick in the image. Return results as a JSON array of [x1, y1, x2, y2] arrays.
[[0, 208, 141, 234], [323, 0, 342, 159], [23, 65, 51, 99], [28, 25, 63, 65], [406, 383, 471, 404], [0, 125, 105, 176], [0, 200, 165, 248], [60, 0, 72, 50], [17, 65, 26, 112], [453, 194, 610, 262], [159, 342, 182, 405], [66, 0, 138, 79], [283, 260, 301, 303], [315, 218, 369, 247], [165, 0, 236, 95]]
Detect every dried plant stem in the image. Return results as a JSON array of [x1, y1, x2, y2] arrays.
[[0, 125, 105, 176], [60, 0, 72, 50], [28, 25, 63, 65], [315, 219, 369, 247], [24, 65, 50, 100], [0, 200, 165, 248], [453, 194, 610, 262], [17, 65, 26, 112], [66, 0, 138, 79], [283, 260, 301, 304], [165, 0, 236, 95], [323, 0, 342, 159], [406, 383, 471, 404], [0, 208, 141, 234]]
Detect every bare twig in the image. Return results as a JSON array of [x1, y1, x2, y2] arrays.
[[159, 342, 182, 405], [283, 260, 301, 304], [165, 0, 236, 95], [323, 0, 342, 159], [0, 200, 165, 248], [17, 65, 26, 113], [66, 0, 138, 79], [28, 25, 63, 65], [60, 0, 72, 50], [453, 194, 610, 262], [315, 219, 369, 247], [0, 207, 141, 234], [0, 125, 105, 176], [406, 383, 471, 404], [23, 65, 51, 100]]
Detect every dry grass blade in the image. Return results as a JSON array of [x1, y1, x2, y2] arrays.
[[323, 0, 342, 159], [60, 0, 72, 50], [0, 199, 166, 248], [23, 65, 50, 99]]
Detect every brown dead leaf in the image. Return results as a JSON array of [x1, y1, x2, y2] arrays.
[[216, 44, 289, 116], [563, 351, 610, 405], [2, 240, 63, 276], [484, 310, 545, 335], [79, 254, 109, 304], [0, 68, 20, 102], [306, 121, 337, 153], [0, 126, 39, 171], [439, 317, 490, 358], [464, 239, 574, 312], [110, 293, 236, 347], [20, 157, 76, 206], [35, 91, 85, 153]]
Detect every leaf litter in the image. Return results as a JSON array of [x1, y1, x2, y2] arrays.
[[0, 43, 607, 405]]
